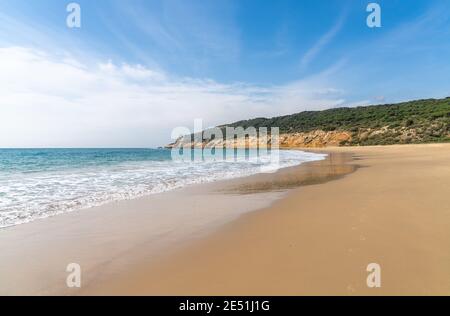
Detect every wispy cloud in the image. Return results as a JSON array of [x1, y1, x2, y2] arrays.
[[109, 0, 241, 71], [299, 15, 345, 71], [336, 1, 450, 103]]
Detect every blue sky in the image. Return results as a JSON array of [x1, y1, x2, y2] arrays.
[[0, 0, 449, 147]]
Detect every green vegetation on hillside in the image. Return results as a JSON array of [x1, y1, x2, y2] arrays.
[[223, 97, 450, 146]]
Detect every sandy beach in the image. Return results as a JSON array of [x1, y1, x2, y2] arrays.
[[82, 143, 450, 296], [1, 144, 449, 295], [0, 149, 347, 295]]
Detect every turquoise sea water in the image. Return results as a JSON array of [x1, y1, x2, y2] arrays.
[[0, 148, 326, 228]]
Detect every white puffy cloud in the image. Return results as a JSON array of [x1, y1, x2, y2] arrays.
[[0, 46, 345, 147]]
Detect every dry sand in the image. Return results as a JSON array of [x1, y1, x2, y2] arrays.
[[82, 144, 450, 296]]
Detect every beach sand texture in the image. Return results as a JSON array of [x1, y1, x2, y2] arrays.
[[82, 144, 450, 296], [1, 144, 449, 295]]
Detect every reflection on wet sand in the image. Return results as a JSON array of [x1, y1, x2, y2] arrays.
[[221, 152, 358, 194]]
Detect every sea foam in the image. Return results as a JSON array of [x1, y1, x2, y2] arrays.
[[0, 149, 326, 228]]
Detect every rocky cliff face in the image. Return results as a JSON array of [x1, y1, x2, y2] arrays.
[[167, 130, 353, 149], [278, 131, 352, 148]]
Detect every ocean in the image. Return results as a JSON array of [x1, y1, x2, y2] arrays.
[[0, 148, 326, 228]]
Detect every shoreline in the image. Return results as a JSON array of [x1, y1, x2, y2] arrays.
[[1, 143, 449, 295], [0, 150, 349, 295], [0, 149, 325, 230], [81, 143, 450, 296]]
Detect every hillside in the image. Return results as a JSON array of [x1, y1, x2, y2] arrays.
[[168, 97, 450, 148], [222, 97, 450, 146]]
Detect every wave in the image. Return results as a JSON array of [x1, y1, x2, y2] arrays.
[[0, 149, 326, 228]]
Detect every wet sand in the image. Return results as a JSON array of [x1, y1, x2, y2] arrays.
[[81, 144, 450, 296], [0, 150, 352, 295]]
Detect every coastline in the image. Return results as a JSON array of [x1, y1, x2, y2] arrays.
[[81, 143, 450, 296], [0, 150, 347, 295], [1, 144, 449, 295]]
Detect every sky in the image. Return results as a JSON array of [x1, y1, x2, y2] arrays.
[[0, 0, 449, 147]]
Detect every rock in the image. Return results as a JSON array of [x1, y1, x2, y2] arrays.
[[166, 130, 353, 148]]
